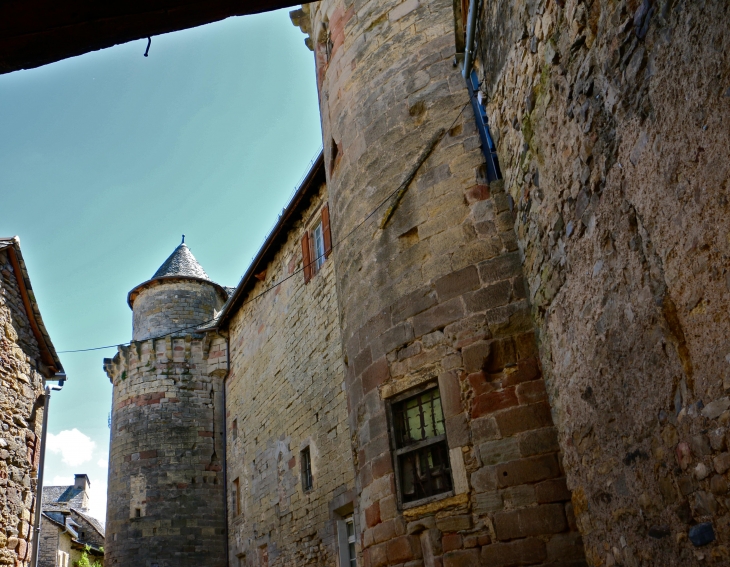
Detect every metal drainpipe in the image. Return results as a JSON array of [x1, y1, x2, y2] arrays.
[[30, 374, 65, 567], [462, 0, 480, 79], [222, 337, 230, 567]]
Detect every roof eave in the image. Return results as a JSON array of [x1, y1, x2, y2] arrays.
[[214, 151, 325, 329], [0, 237, 63, 376]]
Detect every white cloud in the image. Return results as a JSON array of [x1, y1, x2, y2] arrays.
[[47, 429, 96, 467], [97, 457, 108, 469], [50, 475, 74, 486], [87, 479, 107, 526]]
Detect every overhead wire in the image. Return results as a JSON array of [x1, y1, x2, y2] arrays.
[[57, 93, 476, 355]]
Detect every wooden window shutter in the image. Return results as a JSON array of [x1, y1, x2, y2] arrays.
[[322, 203, 332, 259], [301, 232, 312, 284]]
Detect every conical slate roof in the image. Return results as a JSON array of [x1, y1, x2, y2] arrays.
[[152, 242, 210, 281]]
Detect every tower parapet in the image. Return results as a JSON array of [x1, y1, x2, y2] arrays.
[[103, 240, 228, 567]]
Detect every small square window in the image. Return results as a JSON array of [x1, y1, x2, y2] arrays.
[[301, 447, 313, 491], [391, 387, 452, 505]]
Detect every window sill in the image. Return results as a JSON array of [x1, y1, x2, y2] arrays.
[[401, 489, 455, 511]]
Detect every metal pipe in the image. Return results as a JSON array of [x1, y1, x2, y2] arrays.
[[29, 374, 65, 567], [462, 0, 479, 78]]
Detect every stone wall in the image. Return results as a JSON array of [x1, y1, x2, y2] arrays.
[[132, 281, 226, 341], [37, 517, 60, 567], [103, 333, 228, 567], [225, 182, 357, 566], [0, 248, 45, 567], [474, 0, 730, 563], [295, 0, 585, 564]]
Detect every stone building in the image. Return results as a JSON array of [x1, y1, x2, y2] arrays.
[[0, 236, 64, 567], [40, 474, 105, 567], [103, 242, 229, 567], [1, 0, 728, 564], [214, 156, 357, 566]]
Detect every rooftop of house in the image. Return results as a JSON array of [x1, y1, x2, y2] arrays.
[[152, 239, 211, 281], [0, 236, 64, 377]]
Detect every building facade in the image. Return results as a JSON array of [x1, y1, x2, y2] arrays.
[[40, 474, 105, 567], [103, 243, 229, 567], [84, 0, 730, 566], [0, 237, 64, 567]]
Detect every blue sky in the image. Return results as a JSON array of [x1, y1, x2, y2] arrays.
[[0, 8, 321, 522]]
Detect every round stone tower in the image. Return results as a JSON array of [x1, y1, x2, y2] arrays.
[[103, 239, 229, 567]]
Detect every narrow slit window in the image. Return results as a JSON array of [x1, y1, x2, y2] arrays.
[[301, 447, 313, 491], [233, 477, 241, 516], [232, 418, 238, 440]]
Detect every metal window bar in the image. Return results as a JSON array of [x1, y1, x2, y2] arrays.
[[467, 69, 502, 182], [392, 388, 452, 503]]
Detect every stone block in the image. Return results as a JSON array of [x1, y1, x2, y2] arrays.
[[435, 266, 481, 302], [535, 478, 572, 503], [438, 371, 462, 418], [471, 465, 498, 493], [474, 491, 504, 514], [472, 389, 519, 418], [463, 281, 512, 313], [386, 535, 422, 563], [391, 286, 438, 324], [435, 515, 471, 533], [366, 501, 381, 528], [462, 340, 492, 373], [515, 380, 547, 405], [496, 402, 554, 437], [481, 538, 547, 567], [412, 298, 465, 338], [496, 454, 561, 488], [518, 427, 560, 457], [494, 504, 568, 540], [445, 413, 470, 448], [478, 252, 523, 285], [471, 416, 500, 442], [479, 437, 521, 466], [442, 549, 480, 567], [362, 357, 390, 393], [441, 533, 463, 552]]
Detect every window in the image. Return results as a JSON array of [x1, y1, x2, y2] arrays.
[[312, 221, 325, 271], [232, 418, 238, 440], [390, 387, 452, 505], [258, 545, 269, 567], [301, 203, 332, 284], [346, 516, 357, 567], [233, 478, 241, 516], [135, 508, 141, 518], [301, 447, 313, 491]]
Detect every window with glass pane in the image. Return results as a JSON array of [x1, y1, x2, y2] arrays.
[[392, 388, 452, 504], [346, 516, 357, 567], [312, 222, 325, 271]]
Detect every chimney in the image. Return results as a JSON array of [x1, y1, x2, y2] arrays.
[[74, 474, 91, 509]]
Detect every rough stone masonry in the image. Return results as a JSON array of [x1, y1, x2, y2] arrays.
[[0, 238, 64, 567], [472, 0, 730, 564], [295, 0, 586, 564], [104, 249, 229, 567]]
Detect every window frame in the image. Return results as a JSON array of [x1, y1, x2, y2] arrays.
[[302, 202, 332, 284], [345, 515, 357, 567], [386, 381, 454, 510], [311, 220, 326, 273], [301, 446, 313, 492]]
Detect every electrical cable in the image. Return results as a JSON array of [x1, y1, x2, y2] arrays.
[[57, 94, 476, 355]]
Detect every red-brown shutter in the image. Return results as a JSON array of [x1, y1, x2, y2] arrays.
[[322, 203, 332, 259], [301, 232, 312, 284]]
